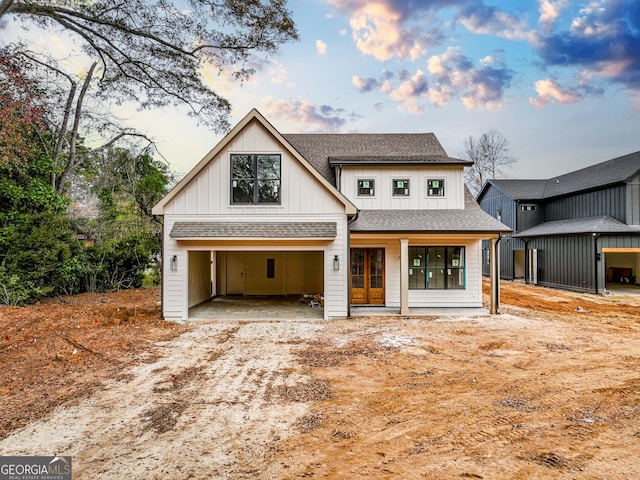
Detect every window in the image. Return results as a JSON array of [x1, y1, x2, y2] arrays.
[[267, 258, 275, 279], [496, 209, 502, 221], [427, 179, 445, 197], [521, 204, 536, 212], [357, 179, 375, 196], [231, 154, 281, 204], [408, 246, 465, 290], [393, 179, 410, 196]]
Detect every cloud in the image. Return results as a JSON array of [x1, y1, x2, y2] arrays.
[[458, 3, 537, 42], [261, 97, 353, 132], [353, 47, 513, 112], [529, 78, 582, 106], [535, 0, 640, 93], [538, 0, 569, 33], [328, 0, 449, 61], [316, 39, 327, 55]]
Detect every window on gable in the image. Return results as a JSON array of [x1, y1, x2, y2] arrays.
[[393, 179, 410, 196], [496, 209, 502, 221], [409, 246, 465, 290], [357, 179, 375, 197], [427, 179, 445, 197], [231, 154, 281, 205]]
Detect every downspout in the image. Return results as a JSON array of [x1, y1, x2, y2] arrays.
[[346, 209, 360, 319], [490, 233, 503, 314], [523, 239, 529, 284], [593, 233, 600, 294]]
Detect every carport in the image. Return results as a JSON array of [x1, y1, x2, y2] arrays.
[[171, 222, 335, 321]]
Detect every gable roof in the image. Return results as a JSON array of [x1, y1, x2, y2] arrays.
[[351, 187, 511, 234], [478, 150, 640, 202], [284, 133, 469, 185], [152, 109, 357, 216]]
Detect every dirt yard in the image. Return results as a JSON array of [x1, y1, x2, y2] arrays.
[[1, 282, 640, 479]]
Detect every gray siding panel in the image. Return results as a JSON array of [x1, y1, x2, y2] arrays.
[[528, 235, 595, 292], [545, 185, 626, 222], [627, 173, 640, 225], [601, 234, 640, 249]]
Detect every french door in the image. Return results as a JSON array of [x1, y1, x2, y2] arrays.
[[350, 248, 385, 305]]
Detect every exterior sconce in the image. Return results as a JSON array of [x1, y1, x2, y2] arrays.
[[333, 255, 340, 271], [170, 255, 178, 272]]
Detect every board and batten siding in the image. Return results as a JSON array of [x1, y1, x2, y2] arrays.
[[545, 185, 627, 223], [164, 121, 346, 217], [627, 172, 640, 225], [340, 166, 465, 210]]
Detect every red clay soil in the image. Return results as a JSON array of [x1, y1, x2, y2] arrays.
[[0, 287, 185, 439]]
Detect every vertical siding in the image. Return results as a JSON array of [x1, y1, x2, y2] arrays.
[[627, 173, 640, 225], [341, 166, 465, 210], [545, 185, 626, 222], [165, 121, 346, 216], [529, 235, 596, 292]]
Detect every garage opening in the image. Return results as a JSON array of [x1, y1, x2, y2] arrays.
[[604, 249, 640, 293], [187, 250, 325, 319]]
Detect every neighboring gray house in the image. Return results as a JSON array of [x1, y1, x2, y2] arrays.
[[477, 151, 640, 293], [152, 109, 510, 321]]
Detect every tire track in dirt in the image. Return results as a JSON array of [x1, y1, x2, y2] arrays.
[[0, 320, 326, 479]]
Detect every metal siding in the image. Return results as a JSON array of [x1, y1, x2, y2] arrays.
[[529, 235, 595, 292], [479, 185, 519, 279], [545, 185, 626, 222], [627, 173, 640, 225]]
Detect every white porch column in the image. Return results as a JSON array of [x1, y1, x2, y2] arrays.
[[400, 238, 409, 315], [490, 237, 501, 314]]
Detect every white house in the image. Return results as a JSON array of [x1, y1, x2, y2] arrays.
[[152, 109, 510, 321]]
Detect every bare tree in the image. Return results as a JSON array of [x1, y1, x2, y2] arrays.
[[0, 0, 298, 131], [463, 129, 517, 196]]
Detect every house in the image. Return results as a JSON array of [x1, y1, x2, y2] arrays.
[[477, 151, 640, 293], [151, 109, 510, 322]]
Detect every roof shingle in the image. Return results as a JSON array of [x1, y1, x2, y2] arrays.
[[170, 222, 337, 239]]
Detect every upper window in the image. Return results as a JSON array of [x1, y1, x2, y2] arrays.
[[231, 154, 281, 205], [409, 246, 465, 290], [496, 209, 502, 221], [393, 179, 410, 196], [427, 179, 445, 197], [357, 179, 375, 197], [521, 204, 536, 212]]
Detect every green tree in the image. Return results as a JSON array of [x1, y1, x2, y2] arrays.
[[1, 0, 298, 130], [77, 147, 172, 291]]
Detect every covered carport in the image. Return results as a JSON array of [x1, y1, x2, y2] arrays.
[[169, 221, 336, 320]]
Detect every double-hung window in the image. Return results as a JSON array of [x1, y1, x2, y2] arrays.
[[427, 179, 445, 197], [231, 154, 281, 204], [357, 179, 375, 197], [393, 179, 410, 196], [408, 246, 465, 289]]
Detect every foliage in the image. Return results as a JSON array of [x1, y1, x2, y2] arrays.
[[463, 129, 517, 196], [0, 52, 45, 169], [75, 148, 171, 292], [0, 212, 85, 304], [2, 0, 299, 130]]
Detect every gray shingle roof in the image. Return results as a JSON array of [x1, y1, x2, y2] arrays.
[[170, 222, 337, 239], [350, 189, 511, 234], [488, 179, 548, 200], [485, 151, 640, 201], [284, 133, 460, 185], [513, 216, 640, 237]]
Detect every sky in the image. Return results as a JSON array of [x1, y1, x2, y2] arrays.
[[4, 0, 640, 180]]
